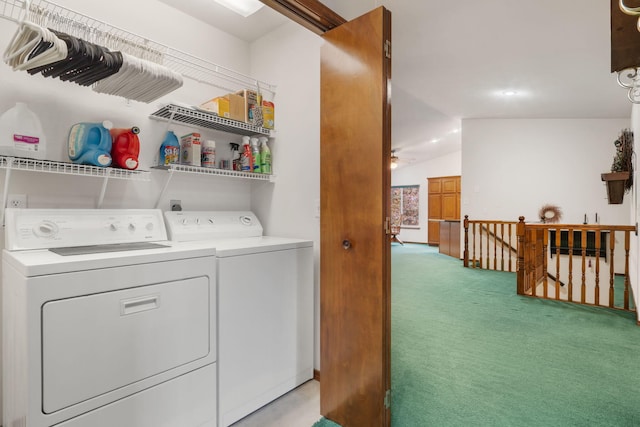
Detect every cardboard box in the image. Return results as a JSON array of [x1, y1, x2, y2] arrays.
[[261, 100, 275, 129], [180, 132, 201, 166], [227, 93, 245, 122], [235, 89, 262, 125], [199, 97, 229, 118]]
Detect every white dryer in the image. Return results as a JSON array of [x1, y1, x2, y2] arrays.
[[2, 209, 217, 427], [164, 211, 314, 427]]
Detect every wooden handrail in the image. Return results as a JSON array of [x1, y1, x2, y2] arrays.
[[464, 215, 518, 272], [516, 217, 636, 312]]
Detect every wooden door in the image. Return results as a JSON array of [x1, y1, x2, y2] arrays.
[[320, 7, 392, 427]]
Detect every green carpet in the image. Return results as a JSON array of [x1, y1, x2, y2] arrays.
[[315, 243, 640, 426], [312, 418, 341, 427], [391, 243, 640, 427]]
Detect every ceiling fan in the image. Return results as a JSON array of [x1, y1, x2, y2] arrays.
[[390, 149, 415, 169]]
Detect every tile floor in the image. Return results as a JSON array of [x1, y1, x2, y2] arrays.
[[230, 380, 321, 427]]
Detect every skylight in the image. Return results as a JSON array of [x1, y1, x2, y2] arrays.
[[213, 0, 265, 17]]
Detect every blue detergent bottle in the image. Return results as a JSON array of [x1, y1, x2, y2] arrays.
[[159, 131, 180, 166], [68, 121, 113, 167]]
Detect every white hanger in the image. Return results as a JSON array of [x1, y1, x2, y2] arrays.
[[93, 53, 183, 103]]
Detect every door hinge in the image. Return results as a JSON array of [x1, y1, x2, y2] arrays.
[[385, 217, 391, 234], [384, 40, 391, 59], [384, 389, 391, 409]]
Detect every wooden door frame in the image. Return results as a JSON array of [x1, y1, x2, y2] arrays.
[[259, 0, 346, 34]]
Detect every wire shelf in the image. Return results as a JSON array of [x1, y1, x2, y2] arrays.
[[0, 0, 276, 95], [150, 104, 272, 137], [0, 156, 151, 181], [152, 164, 274, 182]]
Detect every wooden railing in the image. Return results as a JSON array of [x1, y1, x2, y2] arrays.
[[463, 216, 518, 272], [516, 217, 636, 312]]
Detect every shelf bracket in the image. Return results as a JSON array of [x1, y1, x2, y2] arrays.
[[1, 157, 14, 226], [97, 169, 110, 208], [154, 168, 175, 209]]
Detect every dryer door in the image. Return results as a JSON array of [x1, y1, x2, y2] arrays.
[[41, 276, 210, 413]]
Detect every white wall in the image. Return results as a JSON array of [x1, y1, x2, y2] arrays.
[[391, 150, 461, 243], [249, 23, 322, 369], [462, 118, 631, 225]]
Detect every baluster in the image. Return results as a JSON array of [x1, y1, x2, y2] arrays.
[[595, 230, 601, 306], [516, 216, 525, 295], [472, 222, 477, 268], [463, 215, 469, 267], [568, 229, 574, 302], [542, 227, 548, 298], [625, 231, 630, 310], [485, 223, 489, 269], [501, 223, 505, 271], [508, 223, 513, 272], [479, 223, 483, 269], [530, 228, 537, 297], [609, 231, 615, 308], [555, 227, 561, 300], [493, 222, 498, 271], [581, 229, 586, 304]]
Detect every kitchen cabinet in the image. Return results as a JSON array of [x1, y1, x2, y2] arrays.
[[427, 175, 461, 245]]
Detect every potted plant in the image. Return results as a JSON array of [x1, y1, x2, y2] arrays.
[[601, 129, 633, 204]]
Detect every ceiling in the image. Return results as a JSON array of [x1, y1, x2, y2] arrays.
[[159, 0, 634, 166]]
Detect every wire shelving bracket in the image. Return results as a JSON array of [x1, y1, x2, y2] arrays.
[[0, 156, 151, 223]]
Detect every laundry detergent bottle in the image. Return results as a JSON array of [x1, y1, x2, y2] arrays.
[[68, 121, 113, 167], [159, 131, 180, 166], [0, 102, 47, 159], [110, 126, 140, 170]]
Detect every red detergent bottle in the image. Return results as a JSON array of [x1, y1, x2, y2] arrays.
[[110, 126, 140, 170]]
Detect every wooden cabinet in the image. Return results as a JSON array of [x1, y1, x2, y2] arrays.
[[439, 220, 461, 258], [427, 175, 461, 245], [428, 220, 441, 245]]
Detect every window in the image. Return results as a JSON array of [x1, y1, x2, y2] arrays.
[[391, 185, 420, 228]]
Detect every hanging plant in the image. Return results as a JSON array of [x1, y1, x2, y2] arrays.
[[610, 128, 634, 191]]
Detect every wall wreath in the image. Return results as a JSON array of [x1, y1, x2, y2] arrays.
[[539, 204, 562, 223]]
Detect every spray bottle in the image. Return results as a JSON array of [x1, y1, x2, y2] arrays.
[[259, 136, 271, 174], [240, 136, 253, 172], [250, 137, 261, 173], [230, 143, 240, 171]]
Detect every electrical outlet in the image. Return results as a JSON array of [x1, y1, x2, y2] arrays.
[[8, 194, 27, 208], [170, 199, 182, 211]]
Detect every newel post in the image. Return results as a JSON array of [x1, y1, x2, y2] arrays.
[[463, 215, 469, 267], [516, 216, 526, 295]]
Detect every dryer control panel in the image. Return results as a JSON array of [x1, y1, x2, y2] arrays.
[[165, 211, 263, 241], [5, 209, 168, 251]]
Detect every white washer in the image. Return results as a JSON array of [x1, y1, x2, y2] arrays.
[[164, 211, 314, 427], [2, 209, 217, 427]]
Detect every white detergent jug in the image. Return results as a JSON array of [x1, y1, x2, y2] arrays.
[[0, 102, 47, 159]]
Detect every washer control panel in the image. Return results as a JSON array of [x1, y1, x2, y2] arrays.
[[164, 211, 263, 241], [5, 209, 168, 251]]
